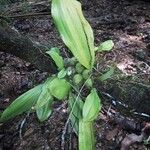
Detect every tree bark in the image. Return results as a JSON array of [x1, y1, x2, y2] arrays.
[[0, 21, 56, 73], [96, 76, 150, 121]]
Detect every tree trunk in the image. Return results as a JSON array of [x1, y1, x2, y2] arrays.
[[95, 75, 150, 121], [0, 21, 56, 73]]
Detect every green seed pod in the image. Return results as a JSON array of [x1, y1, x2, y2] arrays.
[[75, 63, 85, 74], [73, 74, 83, 85], [85, 78, 93, 88], [82, 69, 90, 79]]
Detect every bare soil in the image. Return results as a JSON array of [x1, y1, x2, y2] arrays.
[[0, 0, 150, 149]]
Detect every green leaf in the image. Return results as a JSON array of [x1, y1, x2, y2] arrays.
[[46, 47, 64, 70], [0, 84, 42, 122], [51, 0, 95, 69], [36, 77, 56, 109], [96, 40, 114, 52], [85, 78, 93, 89], [35, 85, 52, 109], [99, 67, 114, 81], [69, 93, 84, 135], [69, 93, 84, 119], [79, 120, 95, 150], [57, 68, 67, 79], [36, 99, 53, 122], [82, 89, 101, 122], [70, 112, 79, 135], [48, 78, 71, 100]]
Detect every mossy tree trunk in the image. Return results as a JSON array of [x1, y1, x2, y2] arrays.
[[0, 21, 56, 73]]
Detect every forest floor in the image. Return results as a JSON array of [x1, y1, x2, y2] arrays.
[[0, 0, 150, 149]]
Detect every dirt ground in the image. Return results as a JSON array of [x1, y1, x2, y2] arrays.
[[0, 0, 150, 149]]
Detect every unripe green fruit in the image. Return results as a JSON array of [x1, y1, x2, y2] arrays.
[[85, 78, 93, 88], [82, 69, 90, 79], [75, 63, 84, 73], [73, 74, 83, 85]]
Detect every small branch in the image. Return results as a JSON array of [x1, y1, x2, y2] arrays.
[[0, 22, 56, 73]]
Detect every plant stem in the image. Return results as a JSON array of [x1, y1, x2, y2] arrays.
[[79, 120, 95, 150]]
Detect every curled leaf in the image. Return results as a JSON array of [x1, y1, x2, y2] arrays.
[[36, 85, 52, 109], [36, 98, 53, 122]]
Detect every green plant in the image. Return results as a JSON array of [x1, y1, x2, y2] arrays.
[[0, 0, 114, 149]]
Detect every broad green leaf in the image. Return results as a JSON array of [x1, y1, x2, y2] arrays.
[[0, 84, 42, 122], [51, 0, 95, 69], [96, 40, 114, 52], [79, 120, 95, 150], [57, 68, 67, 79], [36, 77, 56, 109], [46, 47, 64, 70], [99, 67, 114, 81], [82, 89, 101, 122], [48, 77, 71, 100], [36, 98, 53, 122], [69, 93, 84, 119], [36, 85, 52, 109]]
